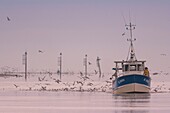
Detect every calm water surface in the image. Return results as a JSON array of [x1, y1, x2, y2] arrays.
[[0, 91, 170, 113]]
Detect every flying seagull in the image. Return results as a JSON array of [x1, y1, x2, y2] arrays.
[[94, 70, 98, 74], [38, 50, 43, 53], [13, 84, 19, 88], [122, 32, 125, 36], [7, 17, 11, 21], [160, 54, 166, 56]]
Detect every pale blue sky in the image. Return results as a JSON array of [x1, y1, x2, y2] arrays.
[[0, 0, 170, 73]]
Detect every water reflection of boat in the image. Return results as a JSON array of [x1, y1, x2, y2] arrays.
[[113, 93, 150, 113], [114, 93, 151, 100], [112, 22, 151, 94]]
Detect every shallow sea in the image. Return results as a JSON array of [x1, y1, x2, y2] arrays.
[[0, 91, 170, 113]]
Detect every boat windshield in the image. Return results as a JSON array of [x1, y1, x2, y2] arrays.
[[123, 64, 144, 72]]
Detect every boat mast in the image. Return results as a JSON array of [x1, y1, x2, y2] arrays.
[[125, 22, 137, 61]]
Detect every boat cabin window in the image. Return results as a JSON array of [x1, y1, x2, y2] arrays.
[[124, 65, 129, 71], [130, 65, 136, 71], [123, 64, 136, 71], [138, 64, 144, 71]]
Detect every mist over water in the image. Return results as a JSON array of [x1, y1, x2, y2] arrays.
[[0, 91, 170, 113]]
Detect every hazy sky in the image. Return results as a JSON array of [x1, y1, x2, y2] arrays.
[[0, 0, 170, 73]]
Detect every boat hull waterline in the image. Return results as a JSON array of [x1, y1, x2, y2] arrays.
[[113, 74, 151, 94]]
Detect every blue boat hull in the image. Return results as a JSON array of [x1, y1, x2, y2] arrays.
[[113, 74, 151, 94]]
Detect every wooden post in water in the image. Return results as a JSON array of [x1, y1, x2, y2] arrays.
[[22, 52, 27, 81], [96, 57, 101, 78], [25, 52, 27, 81], [59, 53, 62, 80], [84, 54, 88, 77]]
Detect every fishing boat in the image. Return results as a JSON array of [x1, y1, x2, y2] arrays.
[[112, 22, 151, 94]]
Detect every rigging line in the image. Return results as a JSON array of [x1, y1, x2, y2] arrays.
[[131, 42, 137, 60], [126, 43, 131, 61], [134, 13, 137, 25], [121, 12, 127, 25], [129, 9, 131, 23], [133, 45, 137, 60]]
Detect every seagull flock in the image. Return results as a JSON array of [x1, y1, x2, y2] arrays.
[[10, 74, 112, 93]]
